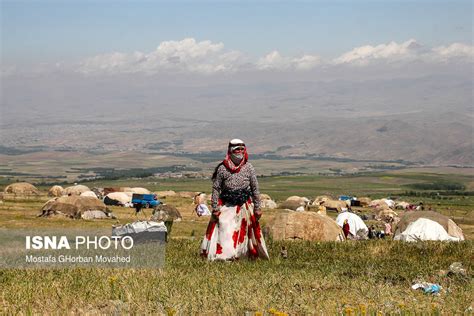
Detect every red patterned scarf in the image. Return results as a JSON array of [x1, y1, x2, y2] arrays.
[[222, 147, 249, 173]]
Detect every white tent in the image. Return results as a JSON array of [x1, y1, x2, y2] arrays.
[[336, 212, 368, 237], [394, 218, 461, 242], [105, 192, 132, 205]]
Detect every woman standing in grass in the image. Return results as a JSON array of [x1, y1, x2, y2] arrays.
[[200, 139, 269, 261]]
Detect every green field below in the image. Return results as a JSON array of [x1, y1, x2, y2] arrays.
[[0, 170, 473, 314]]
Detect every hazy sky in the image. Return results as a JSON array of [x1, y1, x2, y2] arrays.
[[2, 0, 472, 65]]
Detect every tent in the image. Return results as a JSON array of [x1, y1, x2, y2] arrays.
[[156, 190, 177, 198], [394, 218, 461, 242], [266, 211, 345, 241], [357, 197, 372, 207], [48, 185, 64, 197], [151, 204, 182, 222], [129, 187, 151, 194], [394, 211, 464, 241], [336, 212, 368, 238], [64, 185, 90, 196], [4, 182, 39, 195], [285, 196, 310, 204], [259, 193, 277, 209], [39, 196, 115, 219], [104, 192, 132, 205], [80, 191, 98, 198]]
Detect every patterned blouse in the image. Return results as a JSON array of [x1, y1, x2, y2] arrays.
[[211, 162, 260, 210]]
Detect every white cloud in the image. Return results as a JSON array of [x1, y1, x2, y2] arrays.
[[292, 54, 321, 70], [6, 38, 471, 76], [333, 39, 421, 65], [333, 39, 474, 66], [256, 51, 321, 70], [77, 38, 244, 75], [431, 43, 474, 60]]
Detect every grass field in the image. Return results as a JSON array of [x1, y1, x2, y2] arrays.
[[0, 170, 473, 314]]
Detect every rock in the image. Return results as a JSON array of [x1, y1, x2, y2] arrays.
[[448, 262, 467, 276]]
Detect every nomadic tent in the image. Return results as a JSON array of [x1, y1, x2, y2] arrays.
[[64, 185, 90, 196], [394, 211, 464, 241], [48, 185, 64, 197], [156, 190, 177, 198], [151, 204, 182, 222], [394, 218, 462, 242], [285, 196, 310, 205], [80, 191, 98, 198], [278, 200, 305, 211], [129, 187, 151, 194], [4, 182, 39, 195], [39, 196, 115, 219], [320, 199, 348, 212], [260, 193, 277, 209], [266, 211, 345, 241], [177, 191, 199, 198], [370, 199, 390, 209], [357, 197, 372, 207], [312, 195, 334, 204], [336, 212, 368, 238], [377, 209, 398, 221], [104, 192, 132, 205]]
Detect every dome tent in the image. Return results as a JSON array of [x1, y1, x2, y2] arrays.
[[266, 211, 345, 241], [64, 185, 90, 196], [4, 182, 39, 195], [336, 212, 369, 238], [48, 185, 64, 197], [104, 192, 132, 206], [394, 211, 464, 241], [39, 196, 115, 220]]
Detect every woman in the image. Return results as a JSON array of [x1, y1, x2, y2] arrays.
[[200, 139, 269, 261]]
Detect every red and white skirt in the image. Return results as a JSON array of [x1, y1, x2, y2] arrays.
[[200, 200, 269, 261]]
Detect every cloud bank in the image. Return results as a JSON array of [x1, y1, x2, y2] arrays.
[[5, 38, 473, 76]]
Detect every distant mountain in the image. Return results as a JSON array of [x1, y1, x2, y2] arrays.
[[1, 67, 472, 166]]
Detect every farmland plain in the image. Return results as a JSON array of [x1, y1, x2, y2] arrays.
[[0, 168, 473, 314]]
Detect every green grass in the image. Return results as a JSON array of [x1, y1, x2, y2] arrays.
[[1, 171, 473, 314], [1, 240, 472, 314]]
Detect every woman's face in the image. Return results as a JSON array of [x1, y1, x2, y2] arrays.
[[232, 147, 244, 154]]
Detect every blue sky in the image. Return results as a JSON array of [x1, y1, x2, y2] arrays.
[[2, 0, 472, 65]]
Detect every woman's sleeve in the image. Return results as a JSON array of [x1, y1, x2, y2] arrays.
[[211, 167, 223, 210], [249, 164, 261, 210]]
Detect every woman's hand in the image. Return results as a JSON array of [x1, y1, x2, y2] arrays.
[[211, 210, 221, 222], [254, 209, 262, 222]]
